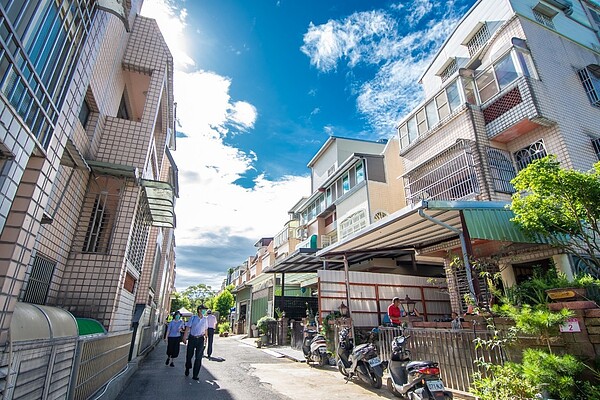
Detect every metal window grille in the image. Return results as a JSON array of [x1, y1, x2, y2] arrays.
[[405, 140, 480, 204], [533, 10, 555, 29], [0, 0, 95, 148], [578, 66, 600, 107], [466, 24, 490, 57], [440, 59, 458, 82], [21, 253, 56, 304], [339, 209, 367, 239], [126, 193, 152, 272], [487, 147, 516, 193], [78, 176, 122, 253], [592, 137, 600, 160], [514, 140, 547, 170]]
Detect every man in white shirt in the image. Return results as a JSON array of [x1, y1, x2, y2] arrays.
[[205, 309, 218, 359], [183, 306, 208, 380]]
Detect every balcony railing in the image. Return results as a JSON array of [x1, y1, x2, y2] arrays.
[[405, 140, 480, 204], [481, 76, 552, 142]]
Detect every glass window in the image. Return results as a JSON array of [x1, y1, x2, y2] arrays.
[[356, 162, 364, 183], [407, 116, 418, 143], [514, 140, 547, 170], [425, 100, 439, 128], [342, 174, 350, 193], [462, 77, 478, 104], [416, 108, 427, 134], [326, 187, 332, 205], [79, 98, 90, 127], [399, 123, 409, 149], [578, 66, 600, 107], [516, 50, 537, 79], [446, 80, 462, 111], [436, 91, 450, 120], [476, 68, 498, 103], [495, 54, 519, 89]]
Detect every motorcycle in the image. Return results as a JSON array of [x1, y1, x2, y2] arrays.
[[337, 327, 385, 389], [386, 333, 453, 399], [302, 328, 329, 367]]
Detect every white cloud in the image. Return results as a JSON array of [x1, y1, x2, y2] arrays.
[[301, 1, 463, 136], [141, 1, 310, 288]]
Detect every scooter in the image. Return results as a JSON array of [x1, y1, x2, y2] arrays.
[[302, 328, 329, 367], [386, 333, 453, 399], [337, 327, 385, 389]]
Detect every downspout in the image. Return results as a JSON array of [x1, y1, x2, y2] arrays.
[[418, 208, 477, 303], [466, 105, 493, 201]]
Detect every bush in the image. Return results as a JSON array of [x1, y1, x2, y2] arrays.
[[218, 322, 230, 334], [521, 349, 583, 400], [471, 362, 537, 400], [256, 316, 276, 335]]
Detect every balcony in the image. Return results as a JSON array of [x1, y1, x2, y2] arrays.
[[481, 76, 553, 143], [404, 140, 480, 204], [295, 235, 317, 250]]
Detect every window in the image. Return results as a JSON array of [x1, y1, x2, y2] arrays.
[[592, 137, 600, 160], [0, 1, 95, 148], [462, 76, 478, 104], [446, 80, 462, 112], [466, 23, 490, 57], [495, 54, 519, 89], [124, 272, 136, 294], [339, 209, 368, 239], [416, 108, 427, 134], [407, 116, 418, 143], [514, 140, 547, 170], [435, 91, 450, 120], [79, 98, 90, 127], [342, 174, 350, 193], [532, 10, 556, 29], [127, 193, 152, 271], [21, 253, 56, 305], [476, 68, 499, 103], [326, 187, 333, 205], [487, 147, 516, 193], [440, 59, 458, 83], [356, 162, 364, 184], [578, 65, 600, 107], [425, 100, 439, 128], [81, 176, 122, 253], [373, 211, 388, 221]]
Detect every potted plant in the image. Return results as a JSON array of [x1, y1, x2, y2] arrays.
[[256, 316, 276, 345]]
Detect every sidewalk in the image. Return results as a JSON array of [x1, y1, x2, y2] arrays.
[[235, 335, 307, 362]]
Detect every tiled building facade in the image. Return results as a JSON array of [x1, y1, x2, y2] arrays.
[[0, 0, 176, 363]]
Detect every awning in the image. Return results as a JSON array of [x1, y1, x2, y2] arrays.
[[141, 179, 175, 228], [87, 160, 137, 178], [11, 303, 78, 341], [76, 317, 107, 335], [317, 200, 544, 258], [264, 246, 414, 273]]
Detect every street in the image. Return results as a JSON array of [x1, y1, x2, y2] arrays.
[[114, 335, 398, 400]]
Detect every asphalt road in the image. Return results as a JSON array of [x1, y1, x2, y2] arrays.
[[115, 335, 399, 400]]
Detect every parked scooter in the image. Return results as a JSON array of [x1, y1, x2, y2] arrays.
[[302, 327, 329, 367], [386, 333, 453, 399], [337, 327, 385, 389]]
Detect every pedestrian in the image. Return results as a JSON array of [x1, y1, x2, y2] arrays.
[[205, 309, 217, 359], [164, 311, 184, 367], [182, 305, 208, 380], [387, 297, 402, 327], [451, 311, 463, 331]]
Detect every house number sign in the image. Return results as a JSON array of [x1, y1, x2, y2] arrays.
[[559, 318, 581, 333]]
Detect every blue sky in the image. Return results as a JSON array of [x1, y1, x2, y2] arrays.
[[140, 0, 475, 290]]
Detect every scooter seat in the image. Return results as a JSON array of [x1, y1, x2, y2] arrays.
[[406, 360, 436, 372]]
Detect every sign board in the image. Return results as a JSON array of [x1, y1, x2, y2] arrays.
[[559, 318, 581, 333]]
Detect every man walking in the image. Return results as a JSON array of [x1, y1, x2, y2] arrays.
[[182, 306, 208, 380], [205, 309, 217, 359]]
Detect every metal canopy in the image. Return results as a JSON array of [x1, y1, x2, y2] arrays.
[[141, 179, 175, 228], [317, 200, 539, 258], [87, 160, 137, 178]]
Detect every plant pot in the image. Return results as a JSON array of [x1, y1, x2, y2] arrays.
[[223, 332, 229, 337]]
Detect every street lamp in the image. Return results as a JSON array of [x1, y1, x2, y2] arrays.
[[339, 302, 349, 317], [399, 295, 416, 316]]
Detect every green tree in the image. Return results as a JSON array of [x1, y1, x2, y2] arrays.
[[182, 283, 216, 310], [510, 156, 600, 275], [213, 289, 235, 322], [170, 291, 191, 313]]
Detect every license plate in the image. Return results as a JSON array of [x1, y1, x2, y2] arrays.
[[426, 379, 445, 392], [319, 347, 327, 353], [368, 357, 382, 367]]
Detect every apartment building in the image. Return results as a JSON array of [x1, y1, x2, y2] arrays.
[[0, 1, 177, 395], [321, 0, 600, 312]]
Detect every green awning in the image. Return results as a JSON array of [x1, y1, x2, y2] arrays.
[[463, 208, 537, 243], [141, 179, 175, 228], [76, 318, 107, 335]]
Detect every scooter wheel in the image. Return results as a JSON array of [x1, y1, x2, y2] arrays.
[[387, 378, 406, 398], [337, 361, 349, 377], [370, 374, 382, 389], [318, 354, 327, 367]]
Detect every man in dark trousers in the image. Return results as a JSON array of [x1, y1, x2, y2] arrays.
[[205, 309, 217, 359], [182, 306, 208, 380]]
